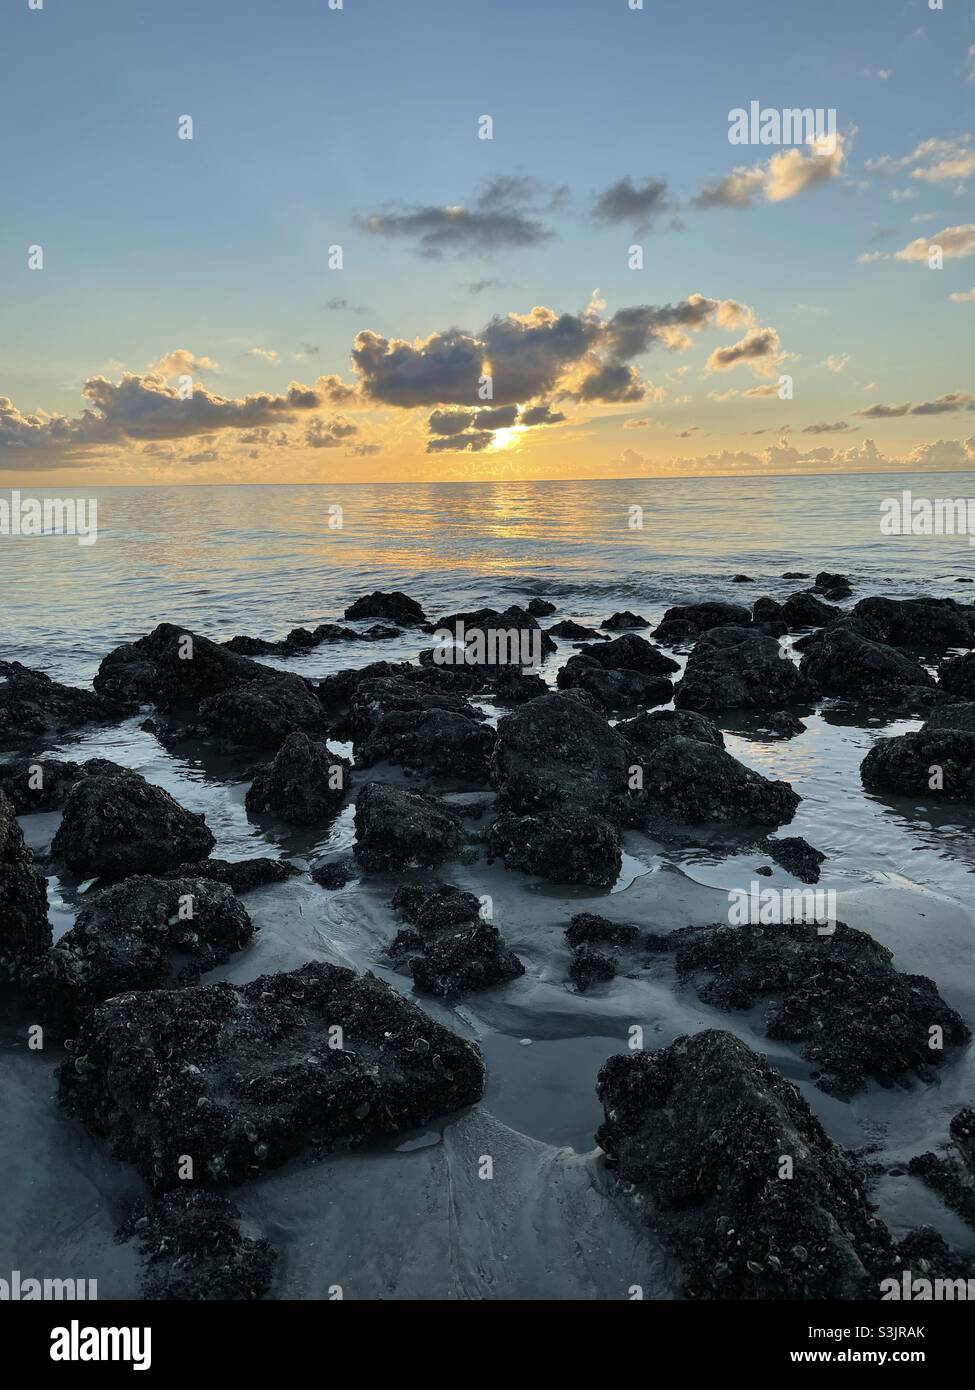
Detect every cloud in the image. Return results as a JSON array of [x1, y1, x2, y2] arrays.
[[694, 133, 849, 209], [855, 395, 975, 418], [949, 287, 975, 303], [896, 222, 975, 264], [246, 347, 278, 362], [820, 353, 850, 373], [0, 368, 358, 464], [591, 177, 673, 231], [670, 435, 975, 475], [358, 175, 560, 258], [426, 431, 495, 453], [868, 135, 975, 186], [908, 393, 975, 416], [802, 421, 857, 434], [857, 251, 890, 264], [148, 348, 218, 379], [324, 297, 369, 313], [623, 417, 655, 429], [346, 441, 381, 456], [305, 416, 357, 448], [854, 402, 911, 418], [466, 279, 499, 295], [706, 326, 783, 378], [742, 382, 784, 398]]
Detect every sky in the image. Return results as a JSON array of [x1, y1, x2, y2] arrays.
[[1, 0, 974, 485]]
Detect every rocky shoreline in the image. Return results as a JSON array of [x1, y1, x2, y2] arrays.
[[2, 580, 975, 1299]]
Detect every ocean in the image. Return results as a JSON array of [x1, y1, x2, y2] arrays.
[[2, 468, 975, 1298]]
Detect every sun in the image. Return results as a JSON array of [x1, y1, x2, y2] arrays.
[[490, 425, 525, 451]]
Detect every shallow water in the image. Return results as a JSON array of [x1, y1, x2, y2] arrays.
[[2, 470, 974, 1298]]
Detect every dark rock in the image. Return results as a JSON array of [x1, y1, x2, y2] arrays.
[[861, 726, 975, 799], [0, 660, 126, 750], [782, 571, 810, 579], [602, 611, 651, 630], [752, 597, 785, 623], [390, 882, 523, 997], [762, 836, 826, 883], [556, 656, 673, 712], [574, 634, 679, 678], [196, 673, 330, 748], [595, 1030, 898, 1298], [119, 1191, 276, 1301], [907, 1110, 975, 1233], [731, 574, 754, 583], [0, 792, 50, 984], [925, 702, 975, 733], [664, 920, 968, 1096], [430, 606, 556, 665], [752, 711, 807, 738], [639, 737, 800, 825], [489, 692, 636, 884], [569, 945, 617, 991], [348, 676, 486, 744], [780, 592, 840, 628], [547, 620, 607, 640], [246, 732, 351, 825], [675, 632, 816, 713], [492, 692, 632, 822], [343, 591, 427, 626], [616, 708, 724, 755], [316, 661, 415, 712], [800, 626, 936, 697], [814, 571, 850, 591], [651, 619, 700, 645], [657, 601, 752, 633], [820, 586, 852, 602], [486, 668, 549, 704], [94, 623, 281, 711], [0, 756, 100, 813], [527, 598, 556, 617], [353, 783, 463, 870], [940, 651, 975, 699], [489, 810, 622, 887], [52, 767, 215, 879], [31, 875, 254, 1038], [59, 961, 485, 1190], [310, 858, 357, 890], [356, 709, 495, 782], [565, 913, 639, 949], [162, 858, 300, 893], [845, 596, 972, 652], [894, 1227, 975, 1284]]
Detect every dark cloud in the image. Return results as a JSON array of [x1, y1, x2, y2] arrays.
[[568, 361, 645, 403], [466, 279, 500, 296], [706, 327, 782, 374], [324, 297, 369, 313], [853, 402, 911, 418], [592, 177, 673, 231], [802, 421, 857, 434], [305, 416, 357, 448], [428, 405, 518, 436], [910, 393, 975, 415], [358, 174, 563, 260], [426, 431, 495, 453], [518, 402, 566, 427], [353, 328, 484, 408]]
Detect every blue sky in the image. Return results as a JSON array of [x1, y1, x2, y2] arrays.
[[1, 0, 973, 482]]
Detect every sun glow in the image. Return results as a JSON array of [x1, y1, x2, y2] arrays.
[[490, 426, 525, 451]]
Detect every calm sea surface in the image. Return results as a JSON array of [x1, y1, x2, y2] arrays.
[[3, 470, 973, 684]]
